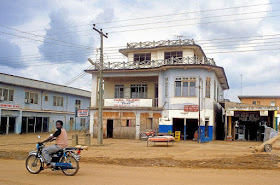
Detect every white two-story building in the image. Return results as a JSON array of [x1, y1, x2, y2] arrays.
[[86, 39, 229, 141]]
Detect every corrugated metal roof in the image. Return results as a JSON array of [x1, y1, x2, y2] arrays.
[[0, 73, 91, 98]]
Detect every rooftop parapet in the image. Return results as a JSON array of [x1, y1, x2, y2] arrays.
[[126, 39, 196, 49]]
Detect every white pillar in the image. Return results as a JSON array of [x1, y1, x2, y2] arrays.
[[158, 73, 164, 107], [89, 110, 94, 135], [135, 112, 140, 139], [6, 116, 9, 134], [91, 73, 98, 107], [15, 110, 22, 134], [90, 73, 98, 136]]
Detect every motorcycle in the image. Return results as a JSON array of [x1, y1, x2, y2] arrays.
[[25, 135, 86, 176]]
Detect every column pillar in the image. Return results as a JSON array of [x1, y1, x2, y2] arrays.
[[158, 73, 163, 107], [91, 73, 98, 107], [224, 115, 227, 140], [228, 116, 232, 137], [15, 110, 22, 134], [89, 110, 94, 135], [90, 73, 98, 136], [6, 116, 9, 134], [135, 112, 140, 140]]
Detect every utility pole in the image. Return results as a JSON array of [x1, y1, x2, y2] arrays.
[[92, 24, 108, 145], [198, 77, 201, 144]]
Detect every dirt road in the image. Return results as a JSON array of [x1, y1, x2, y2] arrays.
[[0, 159, 278, 185], [1, 133, 280, 170]]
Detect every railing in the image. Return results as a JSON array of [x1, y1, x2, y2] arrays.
[[126, 39, 195, 49], [154, 98, 158, 107], [91, 57, 216, 71]]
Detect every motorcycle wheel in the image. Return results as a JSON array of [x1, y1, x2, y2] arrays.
[[60, 156, 79, 176], [26, 155, 42, 174]]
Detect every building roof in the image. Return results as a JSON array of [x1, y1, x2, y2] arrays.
[[119, 39, 207, 57], [0, 73, 91, 98], [238, 95, 280, 99]]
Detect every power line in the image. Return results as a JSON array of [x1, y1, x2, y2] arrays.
[[64, 65, 92, 85], [0, 25, 95, 50], [2, 32, 280, 64], [1, 46, 280, 69], [0, 30, 93, 51], [13, 6, 278, 39], [207, 47, 280, 54], [100, 9, 280, 30], [25, 1, 278, 33], [108, 14, 280, 34]]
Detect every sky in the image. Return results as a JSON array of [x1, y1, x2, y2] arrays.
[[0, 0, 280, 102]]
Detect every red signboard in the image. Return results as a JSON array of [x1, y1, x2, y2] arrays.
[[77, 109, 89, 117], [0, 104, 20, 108], [184, 105, 199, 112]]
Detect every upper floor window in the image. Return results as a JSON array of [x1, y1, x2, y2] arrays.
[[134, 53, 151, 64], [205, 78, 211, 98], [75, 100, 81, 109], [115, 85, 124, 98], [252, 101, 260, 105], [53, 96, 64, 107], [164, 51, 183, 60], [175, 77, 196, 97], [0, 88, 14, 101], [271, 101, 275, 106], [25, 91, 38, 104], [131, 84, 147, 98]]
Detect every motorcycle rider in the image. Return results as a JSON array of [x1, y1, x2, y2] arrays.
[[40, 120, 68, 169]]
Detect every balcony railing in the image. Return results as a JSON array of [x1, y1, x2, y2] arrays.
[[91, 57, 216, 71], [126, 39, 195, 49]]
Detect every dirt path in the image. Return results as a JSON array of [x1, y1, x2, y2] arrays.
[[1, 133, 280, 169], [0, 159, 279, 185]]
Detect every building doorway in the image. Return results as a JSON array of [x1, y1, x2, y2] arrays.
[[28, 117, 35, 133], [107, 119, 113, 138], [173, 118, 198, 140], [21, 117, 49, 133], [0, 117, 7, 134], [233, 111, 267, 141], [9, 117, 16, 133], [0, 117, 16, 134], [173, 118, 184, 137], [186, 119, 198, 140]]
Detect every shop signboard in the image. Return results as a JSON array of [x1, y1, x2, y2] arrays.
[[184, 105, 199, 112], [77, 109, 89, 117], [104, 99, 153, 107], [0, 104, 20, 108], [260, 110, 268, 116]]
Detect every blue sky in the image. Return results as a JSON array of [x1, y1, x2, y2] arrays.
[[0, 0, 279, 101]]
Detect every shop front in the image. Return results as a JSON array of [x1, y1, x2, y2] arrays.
[[225, 102, 278, 141]]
